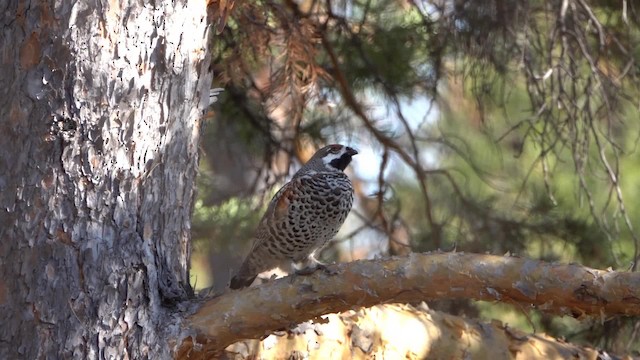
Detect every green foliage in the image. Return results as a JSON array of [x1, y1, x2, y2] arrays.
[[329, 4, 431, 95], [192, 197, 261, 246]]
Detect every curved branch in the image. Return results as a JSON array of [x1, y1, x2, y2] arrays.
[[177, 253, 640, 354]]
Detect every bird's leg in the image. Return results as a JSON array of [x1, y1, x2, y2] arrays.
[[293, 254, 322, 275]]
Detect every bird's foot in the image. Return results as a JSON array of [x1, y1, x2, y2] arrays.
[[295, 266, 318, 276], [294, 263, 338, 276], [294, 265, 321, 276]]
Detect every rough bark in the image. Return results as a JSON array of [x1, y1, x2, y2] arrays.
[[178, 253, 640, 354], [0, 1, 211, 358]]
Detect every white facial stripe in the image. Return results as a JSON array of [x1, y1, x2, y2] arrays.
[[322, 148, 346, 166]]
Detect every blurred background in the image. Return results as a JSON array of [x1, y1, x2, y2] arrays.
[[194, 0, 640, 354]]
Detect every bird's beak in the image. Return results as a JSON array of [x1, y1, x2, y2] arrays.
[[345, 147, 358, 156]]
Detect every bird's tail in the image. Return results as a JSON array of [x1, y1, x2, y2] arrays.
[[229, 273, 257, 289], [229, 259, 257, 289]]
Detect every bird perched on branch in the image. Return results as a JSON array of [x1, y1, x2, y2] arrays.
[[230, 144, 358, 289]]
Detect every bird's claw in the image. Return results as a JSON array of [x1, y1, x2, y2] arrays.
[[319, 263, 340, 275], [295, 265, 320, 276], [295, 263, 338, 276]]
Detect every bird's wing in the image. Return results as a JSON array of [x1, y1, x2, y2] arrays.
[[243, 178, 291, 244], [230, 177, 308, 288], [271, 179, 300, 220], [265, 175, 307, 223], [249, 172, 340, 251], [257, 172, 327, 231], [239, 176, 306, 261]]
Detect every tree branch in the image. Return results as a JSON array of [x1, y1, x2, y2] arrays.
[[177, 253, 640, 354], [221, 304, 608, 359]]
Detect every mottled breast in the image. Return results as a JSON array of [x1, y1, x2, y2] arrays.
[[266, 171, 354, 261]]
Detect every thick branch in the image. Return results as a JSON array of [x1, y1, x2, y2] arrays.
[[223, 304, 606, 359], [178, 253, 640, 354]]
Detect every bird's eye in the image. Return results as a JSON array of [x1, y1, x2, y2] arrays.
[[330, 146, 341, 154]]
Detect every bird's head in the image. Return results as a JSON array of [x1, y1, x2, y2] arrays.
[[300, 144, 358, 173]]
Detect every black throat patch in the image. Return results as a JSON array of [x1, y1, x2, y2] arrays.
[[329, 154, 353, 171]]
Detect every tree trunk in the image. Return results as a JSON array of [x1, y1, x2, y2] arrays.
[[0, 1, 211, 358]]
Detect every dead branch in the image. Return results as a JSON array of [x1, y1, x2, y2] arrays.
[[177, 253, 640, 355]]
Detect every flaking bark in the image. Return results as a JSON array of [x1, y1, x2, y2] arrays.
[[0, 1, 212, 358]]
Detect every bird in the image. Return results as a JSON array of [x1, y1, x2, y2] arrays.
[[229, 144, 358, 289]]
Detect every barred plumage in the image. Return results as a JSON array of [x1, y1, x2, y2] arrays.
[[230, 144, 357, 289]]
